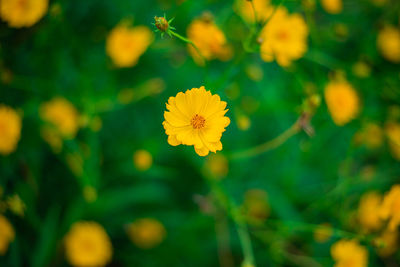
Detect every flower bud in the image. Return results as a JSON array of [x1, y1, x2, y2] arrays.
[[154, 16, 169, 32]]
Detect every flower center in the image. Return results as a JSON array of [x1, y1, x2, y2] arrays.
[[191, 114, 205, 129], [277, 30, 289, 41]]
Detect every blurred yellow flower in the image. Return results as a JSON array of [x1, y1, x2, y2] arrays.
[[0, 215, 14, 255], [65, 221, 112, 267], [324, 80, 360, 126], [331, 239, 368, 267], [352, 61, 371, 78], [354, 123, 383, 149], [313, 223, 333, 243], [258, 7, 308, 67], [0, 105, 21, 155], [163, 86, 230, 156], [40, 97, 79, 138], [236, 114, 251, 131], [234, 0, 273, 24], [0, 0, 48, 28], [245, 64, 263, 82], [321, 0, 342, 14], [133, 149, 153, 171], [106, 23, 153, 68], [204, 153, 229, 179], [380, 185, 400, 231], [357, 191, 382, 232], [385, 122, 400, 160], [7, 194, 26, 217], [40, 127, 63, 153], [242, 189, 270, 225], [377, 26, 400, 63], [187, 18, 232, 65], [374, 228, 398, 257], [126, 218, 166, 249]]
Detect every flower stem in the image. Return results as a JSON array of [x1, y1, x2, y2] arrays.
[[229, 121, 301, 160], [207, 179, 257, 267], [234, 212, 256, 266]]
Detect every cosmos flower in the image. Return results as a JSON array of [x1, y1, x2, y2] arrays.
[[187, 17, 232, 65], [324, 80, 360, 126], [313, 223, 333, 243], [106, 22, 154, 68], [64, 221, 112, 267], [377, 26, 400, 63], [0, 0, 48, 28], [331, 239, 368, 267], [0, 105, 22, 155], [380, 185, 400, 231], [321, 0, 342, 14], [258, 7, 308, 67], [357, 191, 382, 232], [126, 218, 166, 249], [234, 0, 274, 24], [162, 86, 230, 156], [0, 215, 14, 255], [40, 97, 79, 139], [133, 149, 153, 171], [374, 228, 398, 257]]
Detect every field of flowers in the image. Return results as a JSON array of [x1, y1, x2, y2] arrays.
[[0, 0, 400, 266]]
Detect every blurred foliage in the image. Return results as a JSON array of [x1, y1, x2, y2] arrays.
[[0, 0, 400, 266]]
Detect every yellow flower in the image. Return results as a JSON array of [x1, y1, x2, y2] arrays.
[[377, 26, 400, 63], [106, 23, 153, 68], [187, 18, 232, 65], [204, 153, 229, 179], [352, 61, 371, 78], [331, 239, 368, 267], [237, 114, 251, 131], [313, 223, 333, 243], [0, 0, 48, 28], [242, 189, 270, 225], [133, 149, 153, 171], [163, 86, 230, 156], [380, 185, 400, 231], [126, 218, 166, 249], [245, 64, 263, 82], [40, 127, 63, 153], [374, 229, 398, 257], [321, 0, 342, 14], [354, 123, 383, 149], [234, 0, 274, 24], [40, 97, 79, 139], [0, 215, 14, 255], [7, 194, 26, 217], [357, 192, 382, 232], [258, 7, 308, 67], [64, 221, 112, 267], [0, 105, 22, 155], [324, 80, 360, 126]]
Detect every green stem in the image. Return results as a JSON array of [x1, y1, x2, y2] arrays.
[[207, 180, 257, 267], [235, 216, 256, 266], [229, 121, 301, 160]]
